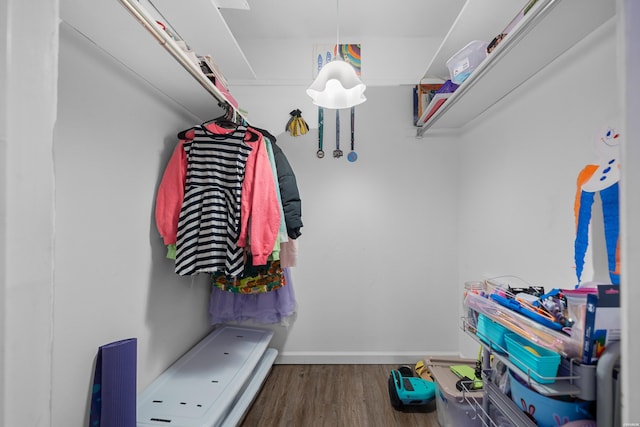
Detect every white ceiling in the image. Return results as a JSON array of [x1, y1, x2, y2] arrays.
[[218, 0, 466, 41], [59, 0, 469, 118]]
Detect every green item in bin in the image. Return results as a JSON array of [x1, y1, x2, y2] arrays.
[[450, 365, 482, 391], [450, 365, 476, 378]]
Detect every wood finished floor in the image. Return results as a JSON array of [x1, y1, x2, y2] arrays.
[[240, 364, 440, 427]]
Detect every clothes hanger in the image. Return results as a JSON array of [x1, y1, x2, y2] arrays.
[[207, 102, 238, 129], [176, 102, 260, 142], [204, 103, 260, 142], [177, 102, 238, 139]]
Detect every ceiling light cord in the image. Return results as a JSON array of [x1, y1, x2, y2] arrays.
[[336, 0, 340, 55], [305, 0, 367, 109]]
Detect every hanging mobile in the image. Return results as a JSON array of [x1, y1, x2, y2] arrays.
[[316, 54, 325, 159], [347, 107, 358, 162], [333, 109, 343, 158]]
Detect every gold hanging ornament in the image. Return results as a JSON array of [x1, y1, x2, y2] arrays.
[[285, 109, 309, 137]]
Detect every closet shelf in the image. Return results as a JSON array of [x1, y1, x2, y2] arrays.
[[416, 0, 615, 136], [482, 375, 538, 427], [147, 0, 255, 81], [465, 292, 582, 359], [60, 0, 254, 121], [464, 321, 587, 398], [119, 0, 250, 122]]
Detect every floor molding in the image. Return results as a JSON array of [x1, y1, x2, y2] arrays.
[[275, 351, 460, 364]]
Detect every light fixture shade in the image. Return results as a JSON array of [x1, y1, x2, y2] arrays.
[[306, 60, 366, 109]]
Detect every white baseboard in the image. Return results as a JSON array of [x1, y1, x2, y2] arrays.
[[274, 351, 460, 365]]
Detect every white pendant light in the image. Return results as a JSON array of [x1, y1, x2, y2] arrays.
[[306, 0, 366, 109], [306, 61, 366, 109]]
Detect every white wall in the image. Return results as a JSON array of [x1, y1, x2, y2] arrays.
[[0, 0, 7, 421], [228, 84, 461, 363], [1, 1, 58, 426], [456, 19, 619, 356], [224, 30, 462, 363], [51, 23, 215, 427]]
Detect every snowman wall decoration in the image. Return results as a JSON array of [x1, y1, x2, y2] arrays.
[[574, 124, 621, 286]]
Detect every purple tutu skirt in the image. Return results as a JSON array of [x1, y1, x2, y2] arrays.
[[208, 267, 297, 324]]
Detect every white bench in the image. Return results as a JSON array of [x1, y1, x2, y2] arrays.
[[137, 325, 277, 427]]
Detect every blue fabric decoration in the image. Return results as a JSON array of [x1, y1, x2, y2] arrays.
[[573, 184, 620, 285], [574, 190, 594, 283], [600, 182, 620, 284]]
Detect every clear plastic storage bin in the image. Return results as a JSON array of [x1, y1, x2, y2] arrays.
[[428, 358, 483, 427], [446, 40, 489, 84]]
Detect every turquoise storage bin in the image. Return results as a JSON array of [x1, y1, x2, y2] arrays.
[[508, 370, 594, 427], [504, 333, 560, 384], [476, 314, 508, 353]]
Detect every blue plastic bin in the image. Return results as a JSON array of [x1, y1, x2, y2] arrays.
[[477, 314, 508, 353], [509, 370, 594, 427], [504, 333, 560, 384]]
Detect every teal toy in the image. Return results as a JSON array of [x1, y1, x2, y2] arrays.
[[388, 367, 436, 409]]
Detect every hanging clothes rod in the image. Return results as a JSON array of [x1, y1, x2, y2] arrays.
[[118, 0, 246, 122]]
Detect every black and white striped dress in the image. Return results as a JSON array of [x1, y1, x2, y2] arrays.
[[175, 125, 252, 276]]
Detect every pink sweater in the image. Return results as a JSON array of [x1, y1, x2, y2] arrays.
[[154, 124, 281, 265], [155, 140, 187, 246]]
